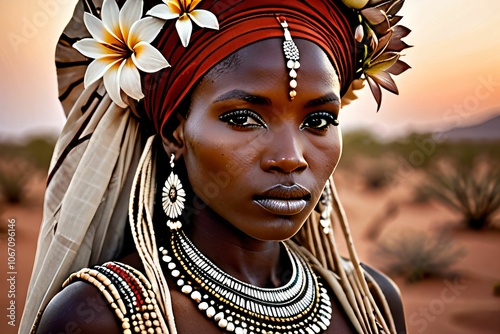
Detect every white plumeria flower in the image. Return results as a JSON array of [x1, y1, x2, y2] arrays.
[[147, 0, 219, 47], [74, 0, 170, 108], [341, 0, 369, 9]]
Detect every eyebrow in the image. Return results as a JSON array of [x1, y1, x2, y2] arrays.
[[305, 93, 340, 108], [214, 89, 272, 105], [214, 89, 339, 108]]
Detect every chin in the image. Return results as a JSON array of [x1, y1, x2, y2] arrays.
[[245, 218, 304, 242]]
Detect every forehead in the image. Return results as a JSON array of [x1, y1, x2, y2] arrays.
[[196, 38, 340, 102]]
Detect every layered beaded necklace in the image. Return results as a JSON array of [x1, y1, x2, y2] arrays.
[[159, 230, 332, 334]]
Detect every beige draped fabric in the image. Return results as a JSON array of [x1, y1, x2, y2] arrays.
[[18, 1, 136, 330], [19, 81, 142, 333]]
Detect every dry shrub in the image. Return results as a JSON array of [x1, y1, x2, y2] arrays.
[[420, 160, 500, 230], [0, 136, 55, 172], [362, 162, 396, 191], [377, 229, 466, 283], [0, 159, 32, 204], [494, 282, 500, 297]]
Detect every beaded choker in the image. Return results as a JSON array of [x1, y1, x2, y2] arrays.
[[159, 230, 332, 334]]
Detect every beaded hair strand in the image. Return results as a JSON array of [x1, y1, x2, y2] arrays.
[[129, 135, 173, 333], [295, 176, 396, 334]]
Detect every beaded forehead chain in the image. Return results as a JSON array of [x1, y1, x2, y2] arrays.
[[278, 16, 301, 101]]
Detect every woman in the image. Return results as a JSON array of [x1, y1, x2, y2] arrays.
[[21, 0, 410, 333]]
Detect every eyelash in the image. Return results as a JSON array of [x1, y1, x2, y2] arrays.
[[219, 110, 266, 129], [218, 110, 339, 131], [300, 111, 339, 131]]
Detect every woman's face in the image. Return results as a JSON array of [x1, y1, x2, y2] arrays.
[[178, 38, 342, 241]]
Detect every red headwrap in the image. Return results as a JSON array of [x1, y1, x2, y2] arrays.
[[142, 0, 357, 135]]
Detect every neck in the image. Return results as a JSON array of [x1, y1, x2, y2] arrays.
[[184, 205, 289, 288]]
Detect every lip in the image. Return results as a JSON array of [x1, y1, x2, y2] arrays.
[[254, 184, 311, 216]]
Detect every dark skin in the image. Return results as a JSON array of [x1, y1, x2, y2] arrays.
[[36, 39, 406, 333]]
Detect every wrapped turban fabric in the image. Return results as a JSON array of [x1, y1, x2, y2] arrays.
[[142, 0, 357, 135]]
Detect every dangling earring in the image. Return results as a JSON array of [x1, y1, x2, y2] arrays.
[[319, 179, 333, 234], [162, 153, 186, 230]]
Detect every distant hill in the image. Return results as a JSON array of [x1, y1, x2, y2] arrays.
[[443, 114, 500, 141]]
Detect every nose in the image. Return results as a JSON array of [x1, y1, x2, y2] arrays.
[[260, 128, 308, 174]]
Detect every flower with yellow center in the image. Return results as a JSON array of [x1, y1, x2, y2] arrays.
[[147, 0, 219, 47], [341, 0, 369, 10], [73, 0, 169, 108]]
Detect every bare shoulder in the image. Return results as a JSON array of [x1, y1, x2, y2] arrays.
[[35, 281, 121, 334], [167, 276, 224, 333], [361, 263, 407, 334]]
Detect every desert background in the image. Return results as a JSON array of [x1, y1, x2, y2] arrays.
[[1, 0, 500, 333]]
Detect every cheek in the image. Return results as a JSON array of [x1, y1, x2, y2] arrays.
[[330, 129, 342, 168], [182, 122, 256, 202], [184, 130, 225, 185], [308, 132, 341, 217], [308, 128, 342, 174]]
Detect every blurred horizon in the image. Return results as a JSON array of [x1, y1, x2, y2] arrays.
[[1, 0, 500, 141]]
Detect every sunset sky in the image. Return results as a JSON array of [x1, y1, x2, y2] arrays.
[[1, 0, 499, 141]]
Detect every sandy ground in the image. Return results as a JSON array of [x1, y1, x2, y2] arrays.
[[0, 173, 45, 334], [334, 167, 500, 334], [0, 168, 499, 334]]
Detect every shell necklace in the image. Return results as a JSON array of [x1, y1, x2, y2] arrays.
[[159, 230, 332, 334]]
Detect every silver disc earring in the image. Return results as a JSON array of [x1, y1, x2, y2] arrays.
[[162, 154, 186, 230]]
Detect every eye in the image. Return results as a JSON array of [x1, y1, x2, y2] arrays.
[[300, 111, 339, 131], [219, 110, 266, 129]]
